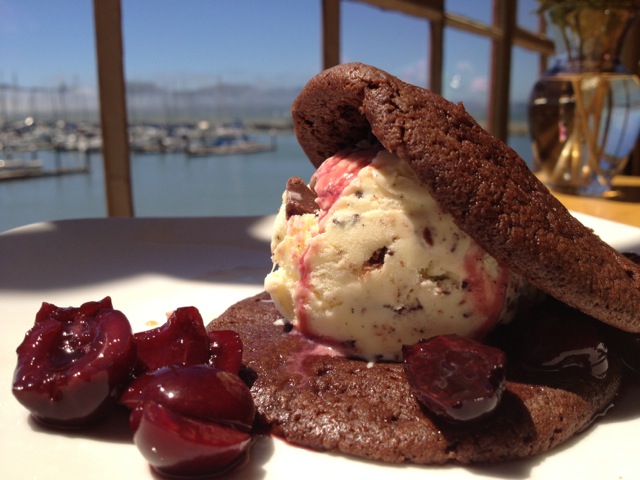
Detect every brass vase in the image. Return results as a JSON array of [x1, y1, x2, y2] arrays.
[[528, 3, 640, 196]]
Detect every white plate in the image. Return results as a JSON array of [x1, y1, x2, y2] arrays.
[[1, 213, 639, 480]]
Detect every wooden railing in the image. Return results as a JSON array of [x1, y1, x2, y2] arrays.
[[93, 0, 638, 217], [93, 0, 133, 217]]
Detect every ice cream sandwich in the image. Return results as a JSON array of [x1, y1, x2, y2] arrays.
[[208, 63, 640, 465]]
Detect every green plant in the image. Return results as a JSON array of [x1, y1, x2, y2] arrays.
[[537, 0, 640, 13], [536, 0, 639, 65]]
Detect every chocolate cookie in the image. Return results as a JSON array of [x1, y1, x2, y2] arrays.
[[208, 292, 621, 464], [291, 63, 640, 333]]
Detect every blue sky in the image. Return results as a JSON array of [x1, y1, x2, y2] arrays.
[[0, 1, 541, 107]]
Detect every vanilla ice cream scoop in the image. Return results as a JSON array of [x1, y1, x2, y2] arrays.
[[265, 147, 536, 361]]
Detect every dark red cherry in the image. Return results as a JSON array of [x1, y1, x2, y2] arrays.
[[12, 297, 136, 427], [605, 254, 640, 373], [130, 402, 252, 478], [403, 335, 506, 422], [133, 306, 209, 373], [208, 330, 243, 374], [121, 364, 255, 432], [512, 301, 609, 379], [604, 328, 640, 374]]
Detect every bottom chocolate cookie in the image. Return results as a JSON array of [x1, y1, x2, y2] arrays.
[[207, 292, 621, 465]]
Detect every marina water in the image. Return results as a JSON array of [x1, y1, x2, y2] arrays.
[[0, 133, 533, 233]]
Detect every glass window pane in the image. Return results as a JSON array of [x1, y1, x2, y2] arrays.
[[0, 1, 96, 122], [121, 0, 321, 122], [341, 2, 429, 87], [442, 29, 491, 126], [517, 0, 541, 31], [445, 0, 492, 24], [508, 46, 540, 167]]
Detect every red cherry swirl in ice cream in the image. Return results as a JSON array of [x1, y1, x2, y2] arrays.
[[462, 244, 511, 338], [313, 147, 375, 215], [295, 148, 376, 336]]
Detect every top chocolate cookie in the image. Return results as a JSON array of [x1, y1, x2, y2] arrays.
[[291, 62, 640, 333]]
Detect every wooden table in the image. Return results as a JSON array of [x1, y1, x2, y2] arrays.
[[543, 175, 640, 227], [1, 214, 640, 478]]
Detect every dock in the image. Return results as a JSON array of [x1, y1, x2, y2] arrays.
[[0, 166, 89, 181]]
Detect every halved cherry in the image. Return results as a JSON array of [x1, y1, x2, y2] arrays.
[[208, 330, 244, 375], [12, 297, 136, 427], [514, 304, 609, 379], [133, 306, 210, 373], [121, 364, 255, 432], [403, 335, 506, 422], [130, 402, 252, 477]]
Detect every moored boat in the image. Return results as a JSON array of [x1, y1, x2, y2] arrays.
[[186, 125, 276, 157], [0, 158, 43, 171]]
